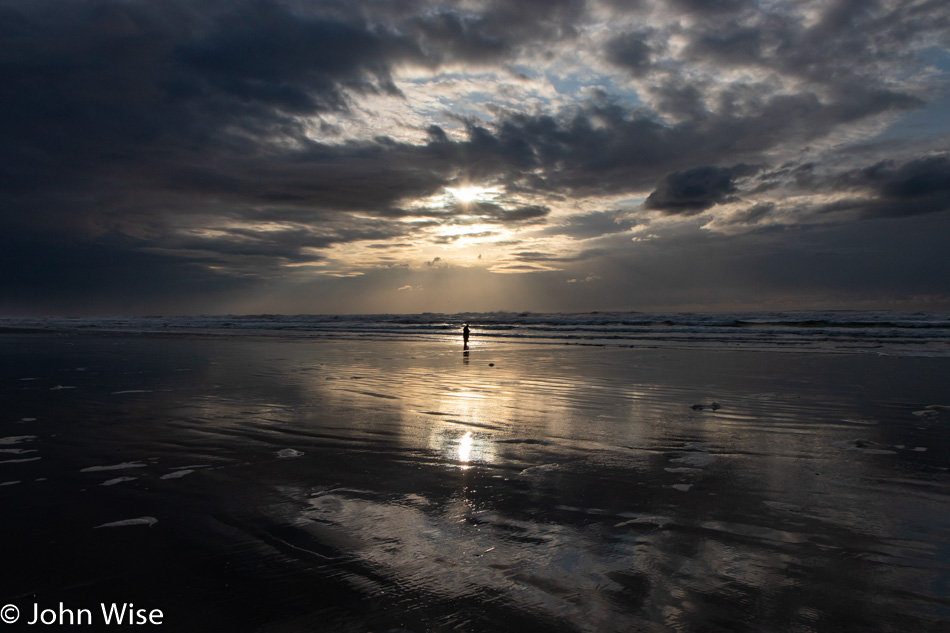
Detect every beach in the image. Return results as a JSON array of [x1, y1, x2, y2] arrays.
[[2, 332, 949, 632]]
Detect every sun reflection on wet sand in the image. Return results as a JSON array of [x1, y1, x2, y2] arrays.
[[458, 431, 473, 467]]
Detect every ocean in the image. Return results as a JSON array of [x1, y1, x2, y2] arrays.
[[3, 310, 950, 356]]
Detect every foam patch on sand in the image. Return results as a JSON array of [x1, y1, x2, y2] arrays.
[[0, 480, 21, 486], [520, 463, 560, 476], [0, 457, 41, 464], [20, 418, 36, 422], [160, 469, 194, 479], [276, 448, 304, 458], [671, 484, 692, 492], [111, 390, 153, 395], [81, 461, 147, 472], [834, 439, 897, 454], [614, 515, 672, 529], [49, 385, 76, 390], [0, 448, 38, 454], [101, 477, 138, 486], [95, 516, 157, 528], [0, 436, 37, 445], [764, 501, 803, 512]]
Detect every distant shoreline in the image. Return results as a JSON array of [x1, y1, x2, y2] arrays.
[[2, 310, 948, 357]]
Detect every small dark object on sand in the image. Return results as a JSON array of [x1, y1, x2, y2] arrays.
[[711, 402, 721, 410], [691, 404, 704, 410], [489, 363, 495, 367]]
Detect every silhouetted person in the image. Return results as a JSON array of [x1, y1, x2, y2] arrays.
[[463, 323, 470, 351]]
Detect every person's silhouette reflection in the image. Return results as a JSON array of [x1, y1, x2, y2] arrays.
[[462, 323, 470, 351]]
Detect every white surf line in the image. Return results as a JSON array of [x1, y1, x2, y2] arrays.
[[80, 461, 147, 472], [101, 476, 138, 486], [94, 516, 158, 529], [160, 469, 193, 480]]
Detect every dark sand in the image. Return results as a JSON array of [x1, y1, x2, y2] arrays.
[[2, 334, 949, 632]]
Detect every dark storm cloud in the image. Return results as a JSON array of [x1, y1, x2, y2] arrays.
[[682, 0, 949, 74], [668, 0, 756, 14], [829, 154, 950, 218], [604, 31, 658, 76], [678, 0, 944, 107], [644, 165, 752, 215], [862, 155, 950, 201], [410, 0, 584, 63], [473, 203, 551, 224], [0, 1, 424, 188], [165, 140, 453, 210], [173, 8, 415, 111], [721, 202, 775, 226]]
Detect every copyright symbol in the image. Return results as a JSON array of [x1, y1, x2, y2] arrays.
[[0, 604, 18, 624]]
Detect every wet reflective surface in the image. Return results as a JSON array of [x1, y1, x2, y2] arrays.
[[2, 334, 949, 632]]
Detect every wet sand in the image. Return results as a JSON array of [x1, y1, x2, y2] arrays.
[[1, 334, 949, 632]]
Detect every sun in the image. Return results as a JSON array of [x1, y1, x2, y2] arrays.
[[446, 185, 499, 204]]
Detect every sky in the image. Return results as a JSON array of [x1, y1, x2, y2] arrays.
[[2, 0, 949, 315]]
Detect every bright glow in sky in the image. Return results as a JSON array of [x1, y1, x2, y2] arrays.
[[446, 186, 501, 204]]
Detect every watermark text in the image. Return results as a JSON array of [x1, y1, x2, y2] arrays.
[[1, 602, 163, 626]]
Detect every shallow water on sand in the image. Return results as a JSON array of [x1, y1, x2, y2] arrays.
[[2, 334, 949, 632]]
